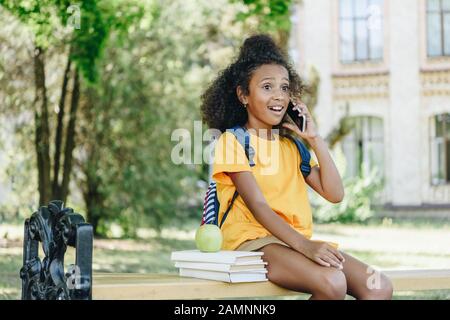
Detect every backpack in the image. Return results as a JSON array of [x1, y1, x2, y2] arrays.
[[201, 125, 312, 228]]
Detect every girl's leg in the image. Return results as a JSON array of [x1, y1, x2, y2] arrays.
[[340, 251, 393, 300], [260, 243, 347, 300]]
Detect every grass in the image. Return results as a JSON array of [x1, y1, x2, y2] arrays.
[[1, 219, 450, 300]]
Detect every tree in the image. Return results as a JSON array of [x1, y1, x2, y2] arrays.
[[231, 0, 300, 49], [0, 0, 143, 207]]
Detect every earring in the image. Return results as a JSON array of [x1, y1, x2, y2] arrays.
[[243, 103, 248, 108]]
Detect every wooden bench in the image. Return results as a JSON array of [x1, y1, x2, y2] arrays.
[[92, 269, 450, 299], [19, 202, 450, 300]]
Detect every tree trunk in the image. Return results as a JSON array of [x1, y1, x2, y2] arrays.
[[61, 68, 80, 204], [84, 162, 103, 236], [80, 86, 112, 236], [33, 46, 51, 206], [52, 51, 72, 200]]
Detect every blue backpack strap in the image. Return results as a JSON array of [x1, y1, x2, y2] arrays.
[[219, 190, 239, 228], [227, 125, 255, 167], [212, 126, 254, 228], [288, 136, 312, 178]]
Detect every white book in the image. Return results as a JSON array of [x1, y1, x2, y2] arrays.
[[170, 250, 264, 264], [174, 261, 268, 272], [179, 268, 268, 283]]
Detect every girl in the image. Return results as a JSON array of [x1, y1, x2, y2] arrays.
[[200, 34, 393, 300]]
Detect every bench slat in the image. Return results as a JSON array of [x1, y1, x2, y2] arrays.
[[93, 274, 296, 299], [384, 269, 450, 291], [92, 269, 450, 300]]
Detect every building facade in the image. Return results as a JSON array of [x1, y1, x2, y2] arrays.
[[293, 0, 450, 217]]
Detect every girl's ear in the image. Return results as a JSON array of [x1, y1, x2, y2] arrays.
[[236, 86, 248, 105]]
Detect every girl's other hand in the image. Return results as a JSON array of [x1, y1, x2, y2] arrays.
[[301, 240, 345, 269]]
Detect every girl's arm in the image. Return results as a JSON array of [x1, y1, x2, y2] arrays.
[[282, 101, 344, 203], [228, 171, 344, 268], [305, 136, 344, 203]]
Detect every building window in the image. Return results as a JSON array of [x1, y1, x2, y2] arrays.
[[427, 0, 450, 57], [341, 116, 384, 178], [339, 0, 383, 63], [430, 114, 450, 184]]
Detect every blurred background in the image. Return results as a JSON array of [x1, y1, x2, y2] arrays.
[[0, 0, 449, 299]]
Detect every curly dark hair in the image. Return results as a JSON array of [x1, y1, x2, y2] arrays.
[[200, 34, 305, 136]]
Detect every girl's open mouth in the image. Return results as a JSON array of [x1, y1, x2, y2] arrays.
[[268, 105, 284, 114]]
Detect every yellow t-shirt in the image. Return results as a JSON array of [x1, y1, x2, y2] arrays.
[[212, 130, 320, 250]]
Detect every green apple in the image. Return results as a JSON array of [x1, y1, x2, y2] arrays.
[[195, 224, 223, 252]]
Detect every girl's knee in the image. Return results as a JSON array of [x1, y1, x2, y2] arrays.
[[373, 274, 393, 300], [266, 269, 282, 284], [316, 269, 347, 300]]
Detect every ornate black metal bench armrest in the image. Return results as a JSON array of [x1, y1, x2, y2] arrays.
[[20, 200, 93, 300]]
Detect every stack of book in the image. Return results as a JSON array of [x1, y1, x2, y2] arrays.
[[170, 250, 268, 283]]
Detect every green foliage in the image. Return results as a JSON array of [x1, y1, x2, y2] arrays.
[[72, 0, 252, 237], [70, 0, 145, 82], [0, 0, 148, 230], [231, 0, 296, 33], [310, 145, 384, 224], [0, 10, 40, 221], [0, 0, 58, 47], [0, 0, 144, 82]]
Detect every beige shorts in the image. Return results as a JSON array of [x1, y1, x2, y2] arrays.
[[235, 236, 339, 252], [235, 235, 290, 252]]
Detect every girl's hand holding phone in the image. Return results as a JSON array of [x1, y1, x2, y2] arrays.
[[282, 100, 319, 142]]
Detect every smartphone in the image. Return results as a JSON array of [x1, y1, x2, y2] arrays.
[[286, 101, 306, 132]]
